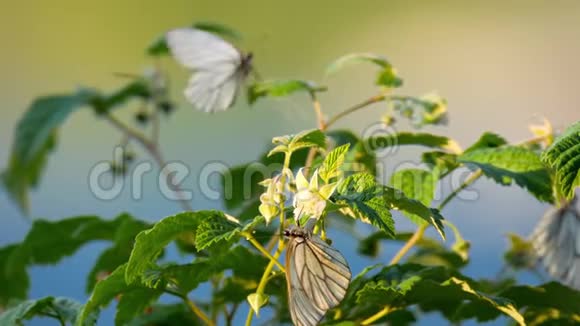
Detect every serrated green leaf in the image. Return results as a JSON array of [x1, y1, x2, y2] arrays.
[[0, 296, 93, 326], [247, 79, 325, 104], [365, 132, 461, 153], [459, 146, 554, 203], [541, 121, 580, 200], [195, 214, 241, 251], [319, 144, 350, 183], [147, 21, 241, 56], [125, 211, 217, 284], [390, 168, 437, 226], [335, 173, 395, 238], [2, 89, 95, 213]]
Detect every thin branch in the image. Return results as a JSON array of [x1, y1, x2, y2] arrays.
[[438, 169, 483, 209], [325, 94, 386, 129], [241, 231, 285, 272], [245, 242, 286, 326], [104, 113, 193, 211], [389, 224, 427, 266]]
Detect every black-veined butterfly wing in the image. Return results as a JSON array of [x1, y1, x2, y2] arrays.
[[531, 199, 580, 290], [166, 28, 247, 112], [286, 228, 351, 326]]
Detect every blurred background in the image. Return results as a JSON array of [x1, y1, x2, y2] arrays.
[[1, 0, 580, 325]]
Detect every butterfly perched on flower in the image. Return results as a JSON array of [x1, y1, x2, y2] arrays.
[[166, 28, 253, 113], [531, 193, 580, 290], [284, 221, 351, 326]]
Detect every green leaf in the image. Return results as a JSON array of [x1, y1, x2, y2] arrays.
[[269, 129, 326, 156], [442, 277, 525, 325], [0, 296, 92, 326], [77, 264, 161, 326], [459, 146, 554, 203], [2, 89, 95, 213], [390, 168, 437, 226], [195, 214, 241, 251], [0, 245, 28, 306], [125, 211, 218, 285], [422, 151, 459, 177], [365, 132, 461, 153], [335, 173, 395, 238], [86, 215, 150, 293], [319, 144, 350, 183], [127, 303, 199, 326], [326, 53, 403, 87], [247, 79, 325, 104], [115, 288, 162, 326], [500, 282, 580, 314], [541, 121, 580, 200], [147, 21, 241, 56], [464, 132, 508, 153]]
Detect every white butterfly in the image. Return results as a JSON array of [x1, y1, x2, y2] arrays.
[[531, 194, 580, 290], [166, 28, 253, 113], [284, 223, 351, 326]]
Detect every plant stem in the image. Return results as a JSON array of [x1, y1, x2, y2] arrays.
[[438, 169, 483, 209], [241, 231, 285, 272], [388, 224, 427, 265], [245, 242, 286, 326], [310, 91, 326, 130], [104, 113, 193, 211], [165, 289, 214, 326], [325, 94, 386, 129], [361, 306, 394, 325]]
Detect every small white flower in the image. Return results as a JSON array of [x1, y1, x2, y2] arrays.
[[258, 174, 286, 223], [292, 169, 337, 222]]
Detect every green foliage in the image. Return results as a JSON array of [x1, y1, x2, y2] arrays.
[[326, 53, 403, 87], [76, 264, 162, 326], [147, 21, 241, 56], [125, 211, 219, 285], [1, 89, 95, 213], [247, 79, 326, 104], [269, 129, 326, 156], [365, 131, 460, 153], [541, 121, 580, 200], [459, 146, 554, 203], [319, 144, 350, 183], [0, 296, 92, 326], [334, 173, 445, 239], [3, 19, 580, 326], [390, 168, 437, 226]]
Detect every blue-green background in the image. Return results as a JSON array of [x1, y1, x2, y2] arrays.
[[1, 1, 580, 325]]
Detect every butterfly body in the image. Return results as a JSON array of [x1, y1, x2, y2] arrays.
[[284, 225, 351, 326], [166, 28, 253, 113]]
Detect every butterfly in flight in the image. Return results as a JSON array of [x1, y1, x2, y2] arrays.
[[531, 194, 580, 290], [166, 28, 253, 113], [284, 223, 351, 326]]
